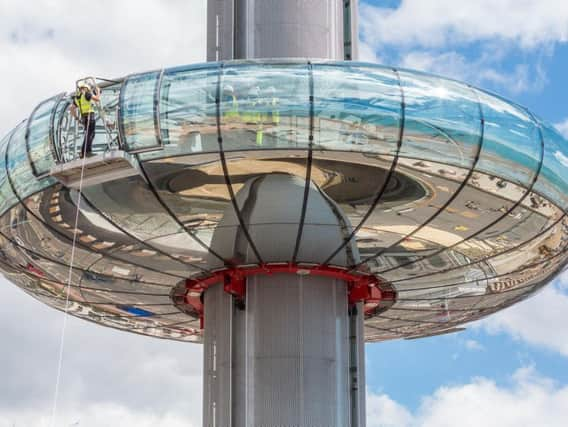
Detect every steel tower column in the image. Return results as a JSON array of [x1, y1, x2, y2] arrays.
[[202, 175, 366, 426], [203, 275, 366, 426], [207, 0, 359, 61]]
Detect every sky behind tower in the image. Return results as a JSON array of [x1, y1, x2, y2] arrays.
[[1, 1, 568, 426]]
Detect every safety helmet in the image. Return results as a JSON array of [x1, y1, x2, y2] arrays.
[[223, 85, 234, 93], [78, 82, 90, 90]]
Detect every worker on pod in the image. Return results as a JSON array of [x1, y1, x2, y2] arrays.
[[266, 86, 280, 127], [222, 85, 239, 121], [246, 86, 264, 146], [71, 81, 101, 158]]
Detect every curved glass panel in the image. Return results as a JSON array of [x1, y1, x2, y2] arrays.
[[220, 63, 311, 151], [3, 59, 568, 342], [27, 96, 59, 176], [52, 97, 71, 162], [313, 64, 401, 154], [79, 180, 213, 272], [159, 64, 220, 154], [536, 123, 568, 209], [328, 72, 483, 270], [120, 71, 161, 152], [475, 90, 541, 187], [0, 131, 18, 215], [398, 70, 481, 168], [138, 153, 233, 269], [7, 122, 56, 200], [222, 150, 311, 264], [0, 199, 104, 271]]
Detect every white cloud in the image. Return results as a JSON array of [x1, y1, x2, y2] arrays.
[[0, 4, 208, 421], [367, 367, 568, 427], [0, 404, 197, 427], [0, 0, 207, 135], [1, 2, 568, 425], [397, 48, 546, 95], [360, 0, 568, 49], [555, 119, 568, 139], [477, 278, 568, 357], [359, 40, 381, 63], [358, 0, 559, 95], [367, 392, 414, 427], [0, 280, 203, 426], [464, 339, 484, 351]]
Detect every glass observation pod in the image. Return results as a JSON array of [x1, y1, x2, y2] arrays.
[[0, 59, 567, 342]]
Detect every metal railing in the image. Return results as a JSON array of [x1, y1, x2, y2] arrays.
[[54, 78, 122, 163]]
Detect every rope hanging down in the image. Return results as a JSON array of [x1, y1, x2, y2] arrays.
[[49, 113, 91, 427]]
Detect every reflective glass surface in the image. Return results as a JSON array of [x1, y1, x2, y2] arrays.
[[27, 96, 60, 176], [159, 64, 219, 154], [7, 122, 56, 200], [474, 90, 542, 187], [399, 70, 481, 168], [221, 63, 311, 151], [538, 124, 568, 208], [0, 131, 18, 214], [120, 72, 161, 152], [2, 60, 568, 343], [313, 65, 401, 153]]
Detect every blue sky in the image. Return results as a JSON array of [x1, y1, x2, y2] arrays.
[[1, 0, 568, 425], [357, 1, 568, 424]]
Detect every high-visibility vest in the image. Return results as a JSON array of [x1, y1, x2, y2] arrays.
[[224, 95, 239, 119], [270, 98, 280, 125], [75, 92, 95, 115]]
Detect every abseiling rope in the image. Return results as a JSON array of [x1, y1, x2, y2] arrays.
[[49, 112, 91, 427]]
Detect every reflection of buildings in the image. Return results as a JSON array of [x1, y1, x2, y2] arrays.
[[1, 1, 568, 424]]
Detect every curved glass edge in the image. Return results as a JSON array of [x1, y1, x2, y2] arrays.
[[119, 71, 162, 152], [137, 61, 561, 202], [537, 124, 568, 207], [52, 97, 71, 162], [158, 65, 220, 153], [7, 122, 56, 202], [26, 94, 63, 177], [3, 59, 568, 214], [0, 130, 18, 214]]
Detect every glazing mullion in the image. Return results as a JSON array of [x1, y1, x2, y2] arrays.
[[25, 100, 43, 176], [80, 192, 210, 274], [291, 61, 315, 263], [389, 212, 566, 286], [153, 68, 165, 147], [0, 229, 175, 288], [120, 72, 163, 153], [5, 134, 187, 281], [353, 85, 486, 272], [323, 67, 406, 266], [390, 215, 567, 292], [134, 155, 231, 266], [217, 62, 264, 264], [26, 95, 62, 177], [373, 104, 546, 277], [48, 93, 65, 167]]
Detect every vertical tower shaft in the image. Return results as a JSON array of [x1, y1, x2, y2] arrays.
[[201, 174, 367, 426], [207, 0, 359, 61], [203, 275, 366, 427]]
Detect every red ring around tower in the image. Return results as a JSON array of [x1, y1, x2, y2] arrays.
[[184, 263, 395, 326]]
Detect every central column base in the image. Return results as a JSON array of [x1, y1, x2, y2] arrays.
[[203, 273, 366, 427]]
